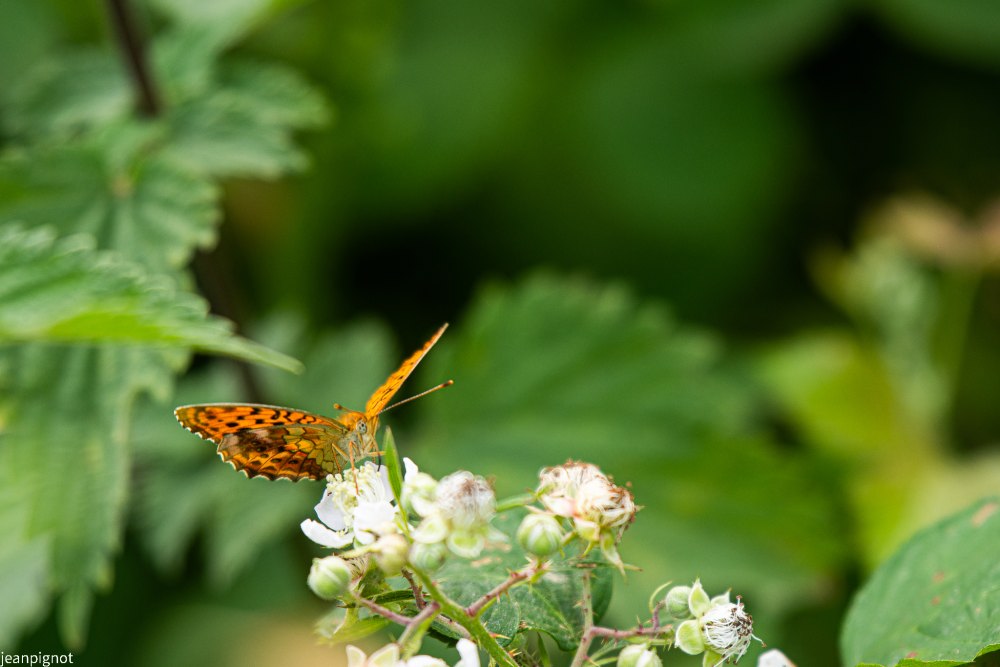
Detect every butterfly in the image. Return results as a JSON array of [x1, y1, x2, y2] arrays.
[[174, 323, 451, 481]]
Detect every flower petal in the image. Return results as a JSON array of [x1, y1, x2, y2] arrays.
[[455, 638, 480, 667], [301, 519, 354, 548], [316, 489, 348, 530]]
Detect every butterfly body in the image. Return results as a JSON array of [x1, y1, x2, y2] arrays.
[[174, 323, 449, 481]]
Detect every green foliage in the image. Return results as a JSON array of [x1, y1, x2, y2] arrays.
[[840, 498, 1000, 667], [415, 274, 846, 616], [0, 0, 327, 649]]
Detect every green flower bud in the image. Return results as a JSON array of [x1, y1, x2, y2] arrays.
[[373, 533, 408, 576], [308, 555, 352, 600], [701, 650, 723, 667], [412, 513, 449, 544], [516, 513, 564, 557], [663, 585, 693, 619], [409, 541, 448, 572], [675, 619, 705, 655], [617, 644, 662, 667]]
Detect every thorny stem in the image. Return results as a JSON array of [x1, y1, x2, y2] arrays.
[[414, 571, 518, 667], [571, 573, 673, 667], [354, 594, 418, 628], [105, 0, 160, 116], [570, 571, 596, 667], [402, 568, 426, 609], [397, 601, 442, 656], [465, 562, 537, 617]]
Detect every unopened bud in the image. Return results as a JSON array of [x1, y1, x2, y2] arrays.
[[688, 579, 711, 617], [409, 541, 448, 572], [663, 585, 693, 619], [373, 533, 408, 575], [617, 644, 662, 667], [517, 514, 564, 557], [308, 555, 352, 600]]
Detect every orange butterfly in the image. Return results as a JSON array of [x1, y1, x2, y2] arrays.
[[175, 323, 451, 481]]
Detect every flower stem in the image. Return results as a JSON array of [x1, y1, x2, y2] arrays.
[[104, 0, 160, 116], [570, 571, 595, 667], [414, 571, 519, 667], [398, 601, 442, 658], [466, 563, 536, 617]]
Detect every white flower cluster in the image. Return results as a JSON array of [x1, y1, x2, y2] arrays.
[[403, 459, 499, 561], [669, 579, 762, 667]]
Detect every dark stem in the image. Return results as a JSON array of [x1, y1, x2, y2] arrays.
[[105, 0, 160, 116], [402, 568, 426, 609], [465, 565, 533, 617]]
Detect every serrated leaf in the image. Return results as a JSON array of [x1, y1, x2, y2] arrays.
[[841, 498, 1000, 667], [148, 0, 289, 49], [160, 57, 329, 179], [414, 274, 845, 615], [0, 138, 218, 273], [2, 49, 131, 141], [0, 502, 51, 649], [0, 343, 178, 647], [0, 225, 301, 372]]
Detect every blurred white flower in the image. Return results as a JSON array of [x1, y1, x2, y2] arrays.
[[346, 639, 479, 667], [537, 461, 636, 534], [301, 462, 397, 548], [757, 649, 795, 667]]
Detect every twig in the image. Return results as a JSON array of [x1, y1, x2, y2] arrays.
[[105, 0, 160, 116], [466, 564, 534, 617], [354, 594, 416, 628], [569, 571, 596, 667], [402, 568, 426, 609], [398, 601, 442, 653]]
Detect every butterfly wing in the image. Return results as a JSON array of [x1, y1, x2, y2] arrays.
[[174, 404, 350, 480], [364, 323, 449, 418]]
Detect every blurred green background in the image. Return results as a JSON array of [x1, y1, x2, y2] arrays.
[[3, 0, 1000, 666]]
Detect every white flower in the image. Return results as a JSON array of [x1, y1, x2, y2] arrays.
[[436, 471, 495, 528], [301, 462, 397, 548], [345, 639, 479, 667], [400, 459, 498, 559], [700, 597, 760, 666], [757, 649, 795, 667], [537, 461, 636, 533]]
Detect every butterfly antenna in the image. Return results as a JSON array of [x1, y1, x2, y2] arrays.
[[378, 380, 454, 415]]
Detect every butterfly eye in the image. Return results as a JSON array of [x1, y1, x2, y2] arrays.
[[357, 420, 368, 434]]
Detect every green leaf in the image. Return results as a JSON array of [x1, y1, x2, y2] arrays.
[[0, 225, 301, 372], [0, 137, 218, 273], [316, 609, 392, 645], [159, 52, 330, 179], [2, 49, 130, 141], [383, 428, 405, 503], [0, 343, 179, 647], [148, 0, 293, 49], [414, 274, 846, 615], [0, 501, 51, 648], [840, 498, 1000, 667]]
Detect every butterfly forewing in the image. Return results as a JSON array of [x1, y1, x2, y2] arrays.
[[174, 324, 450, 481], [363, 322, 448, 417], [175, 404, 350, 480]]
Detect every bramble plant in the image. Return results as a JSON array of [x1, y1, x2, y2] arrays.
[[298, 432, 789, 667]]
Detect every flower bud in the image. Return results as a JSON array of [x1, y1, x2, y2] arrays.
[[663, 585, 693, 619], [516, 513, 564, 557], [308, 555, 352, 600], [675, 619, 705, 655], [373, 533, 408, 576], [412, 513, 450, 544], [617, 644, 662, 667], [409, 541, 448, 572]]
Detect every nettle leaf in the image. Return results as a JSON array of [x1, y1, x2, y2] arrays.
[[0, 502, 51, 649], [414, 274, 845, 616], [0, 342, 182, 647], [0, 225, 301, 371], [148, 0, 287, 49], [2, 49, 131, 141], [841, 498, 1000, 667], [149, 27, 329, 180], [0, 136, 218, 273]]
